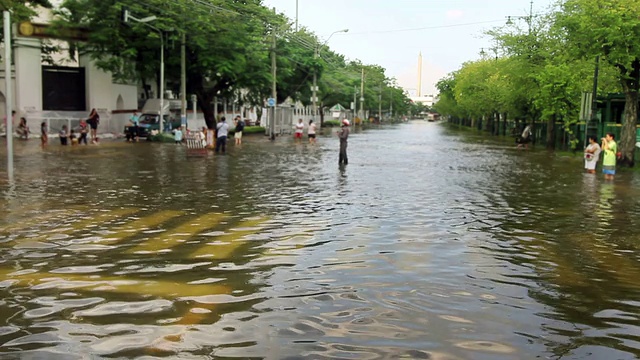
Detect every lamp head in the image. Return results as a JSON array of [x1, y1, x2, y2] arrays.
[[506, 16, 514, 25], [139, 15, 157, 23]]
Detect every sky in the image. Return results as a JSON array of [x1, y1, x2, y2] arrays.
[[262, 0, 556, 96]]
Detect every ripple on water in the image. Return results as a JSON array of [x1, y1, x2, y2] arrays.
[[1, 123, 640, 359], [73, 300, 174, 317]]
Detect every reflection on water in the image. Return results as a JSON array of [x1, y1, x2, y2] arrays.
[[1, 123, 640, 359]]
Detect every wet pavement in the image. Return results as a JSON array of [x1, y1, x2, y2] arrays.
[[1, 122, 640, 359]]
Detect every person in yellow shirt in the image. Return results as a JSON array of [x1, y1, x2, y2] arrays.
[[601, 132, 617, 181]]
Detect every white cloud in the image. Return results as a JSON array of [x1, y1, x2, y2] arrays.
[[446, 9, 464, 19]]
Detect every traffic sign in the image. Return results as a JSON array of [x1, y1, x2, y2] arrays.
[[267, 98, 276, 107]]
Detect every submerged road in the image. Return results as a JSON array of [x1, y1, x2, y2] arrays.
[[1, 122, 640, 359]]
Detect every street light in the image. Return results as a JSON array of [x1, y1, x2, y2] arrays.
[[312, 28, 348, 123], [506, 0, 534, 34], [123, 9, 165, 134]]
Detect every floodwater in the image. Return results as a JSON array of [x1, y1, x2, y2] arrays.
[[1, 122, 640, 359]]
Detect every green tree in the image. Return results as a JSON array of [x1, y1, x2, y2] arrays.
[[0, 0, 52, 22], [557, 0, 640, 165], [55, 0, 316, 128]]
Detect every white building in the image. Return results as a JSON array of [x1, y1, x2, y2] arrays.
[[409, 94, 437, 108], [1, 7, 138, 136]]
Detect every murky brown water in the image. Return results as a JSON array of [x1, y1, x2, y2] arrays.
[[1, 122, 640, 359]]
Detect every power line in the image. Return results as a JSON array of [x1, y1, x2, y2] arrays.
[[346, 19, 507, 35]]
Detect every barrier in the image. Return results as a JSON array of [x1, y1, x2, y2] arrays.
[[185, 132, 206, 153]]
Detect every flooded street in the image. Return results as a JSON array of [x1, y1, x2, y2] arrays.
[[1, 122, 640, 359]]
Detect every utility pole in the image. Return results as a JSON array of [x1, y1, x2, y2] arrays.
[[359, 68, 364, 122], [159, 31, 165, 134], [389, 88, 393, 119], [353, 86, 357, 122], [295, 0, 298, 32], [270, 8, 277, 140], [4, 9, 13, 180], [180, 32, 186, 129], [378, 83, 382, 122], [312, 44, 318, 122]]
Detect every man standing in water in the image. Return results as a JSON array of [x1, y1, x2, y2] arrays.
[[215, 117, 229, 154], [337, 119, 350, 165], [601, 132, 617, 180]]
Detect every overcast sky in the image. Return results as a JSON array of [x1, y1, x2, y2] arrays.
[[262, 0, 556, 96]]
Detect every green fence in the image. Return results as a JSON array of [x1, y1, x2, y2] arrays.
[[447, 116, 640, 155]]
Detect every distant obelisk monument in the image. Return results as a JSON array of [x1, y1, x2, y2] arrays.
[[417, 52, 423, 97]]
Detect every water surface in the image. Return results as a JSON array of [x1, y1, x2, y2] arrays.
[[1, 122, 640, 359]]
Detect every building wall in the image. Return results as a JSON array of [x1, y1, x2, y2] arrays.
[[108, 83, 139, 134]]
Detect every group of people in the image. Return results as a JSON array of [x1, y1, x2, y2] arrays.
[[170, 115, 246, 154], [584, 133, 618, 180], [294, 118, 350, 164], [213, 115, 245, 152], [53, 109, 100, 147], [516, 123, 618, 180], [4, 109, 100, 148], [294, 118, 318, 144]]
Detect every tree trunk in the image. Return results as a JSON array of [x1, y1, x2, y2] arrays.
[[196, 90, 215, 129], [502, 113, 507, 136], [619, 59, 640, 167], [546, 114, 555, 150], [620, 88, 637, 167]]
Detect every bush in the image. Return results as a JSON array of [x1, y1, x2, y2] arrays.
[[148, 133, 175, 143], [243, 126, 266, 134], [227, 126, 265, 135], [323, 120, 341, 127]]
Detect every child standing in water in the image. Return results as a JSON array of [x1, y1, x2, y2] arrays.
[[59, 125, 69, 146], [78, 120, 88, 145], [174, 127, 183, 144], [70, 129, 78, 145], [40, 122, 48, 148]]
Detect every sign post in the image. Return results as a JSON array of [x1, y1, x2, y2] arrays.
[[5, 11, 13, 180], [267, 97, 276, 138]]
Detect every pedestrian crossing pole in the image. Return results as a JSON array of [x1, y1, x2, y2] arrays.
[[4, 10, 13, 180], [269, 7, 277, 140]]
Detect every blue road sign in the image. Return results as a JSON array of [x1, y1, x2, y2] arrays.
[[267, 98, 276, 107]]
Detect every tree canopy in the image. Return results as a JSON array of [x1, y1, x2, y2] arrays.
[[434, 0, 640, 160], [50, 0, 412, 127]]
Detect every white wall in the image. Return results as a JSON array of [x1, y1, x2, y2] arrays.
[[0, 74, 18, 121], [80, 54, 112, 113], [14, 37, 43, 113]]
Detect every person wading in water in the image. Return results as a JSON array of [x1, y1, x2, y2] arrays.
[[337, 119, 350, 165]]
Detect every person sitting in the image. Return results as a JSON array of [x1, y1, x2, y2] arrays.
[[517, 124, 532, 149], [17, 117, 29, 140]]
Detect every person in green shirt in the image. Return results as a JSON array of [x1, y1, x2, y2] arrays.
[[601, 132, 617, 180]]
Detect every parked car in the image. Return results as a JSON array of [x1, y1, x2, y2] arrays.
[[124, 99, 182, 139]]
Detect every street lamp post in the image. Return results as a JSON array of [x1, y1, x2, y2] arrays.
[[506, 0, 534, 35], [313, 29, 348, 124], [123, 10, 165, 134]]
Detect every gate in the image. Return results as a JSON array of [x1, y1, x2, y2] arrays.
[[42, 66, 86, 111]]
